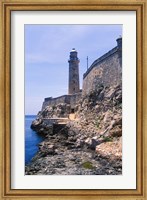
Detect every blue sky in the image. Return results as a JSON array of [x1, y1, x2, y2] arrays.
[[25, 24, 122, 114]]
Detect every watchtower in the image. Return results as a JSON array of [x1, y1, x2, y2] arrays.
[[68, 48, 80, 94]]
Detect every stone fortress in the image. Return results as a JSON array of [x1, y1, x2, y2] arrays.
[[42, 37, 122, 112]]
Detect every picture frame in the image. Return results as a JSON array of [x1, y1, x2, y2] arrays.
[[0, 0, 146, 199]]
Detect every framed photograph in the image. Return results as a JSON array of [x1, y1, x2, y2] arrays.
[[0, 0, 146, 199]]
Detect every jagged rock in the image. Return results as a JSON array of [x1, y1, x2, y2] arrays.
[[85, 137, 101, 150], [26, 84, 122, 175], [31, 119, 43, 132], [95, 137, 122, 159], [75, 138, 85, 148]]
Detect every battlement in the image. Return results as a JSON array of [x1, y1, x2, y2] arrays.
[[42, 92, 82, 111]]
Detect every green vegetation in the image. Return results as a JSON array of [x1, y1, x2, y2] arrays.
[[82, 161, 94, 169], [102, 136, 113, 142]]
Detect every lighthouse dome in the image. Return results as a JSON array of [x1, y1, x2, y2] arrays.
[[71, 48, 77, 52]]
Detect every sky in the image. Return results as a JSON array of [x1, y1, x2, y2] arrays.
[[25, 24, 122, 114]]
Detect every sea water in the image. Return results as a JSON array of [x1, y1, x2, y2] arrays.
[[25, 115, 44, 165]]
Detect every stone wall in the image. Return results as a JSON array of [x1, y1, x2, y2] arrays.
[[42, 95, 69, 110], [42, 92, 82, 111], [82, 38, 122, 96]]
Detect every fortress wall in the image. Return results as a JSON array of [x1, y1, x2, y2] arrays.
[[42, 92, 82, 111], [82, 47, 122, 96], [42, 95, 68, 110]]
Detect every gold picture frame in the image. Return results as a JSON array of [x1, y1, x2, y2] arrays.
[[0, 0, 146, 199]]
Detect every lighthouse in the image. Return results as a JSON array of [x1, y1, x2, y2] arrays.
[[68, 48, 80, 95]]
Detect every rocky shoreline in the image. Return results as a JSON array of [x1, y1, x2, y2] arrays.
[[25, 84, 122, 175]]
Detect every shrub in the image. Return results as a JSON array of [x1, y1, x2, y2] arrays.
[[82, 161, 94, 169], [103, 136, 113, 142]]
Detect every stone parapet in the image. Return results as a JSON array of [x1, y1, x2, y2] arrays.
[[42, 92, 82, 111], [83, 46, 118, 79]]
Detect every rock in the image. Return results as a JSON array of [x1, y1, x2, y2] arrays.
[[75, 138, 84, 148], [85, 137, 100, 150], [98, 91, 104, 101], [95, 137, 122, 159], [30, 119, 43, 131], [109, 127, 122, 137]]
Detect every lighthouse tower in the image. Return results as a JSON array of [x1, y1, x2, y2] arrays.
[[68, 48, 80, 95]]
